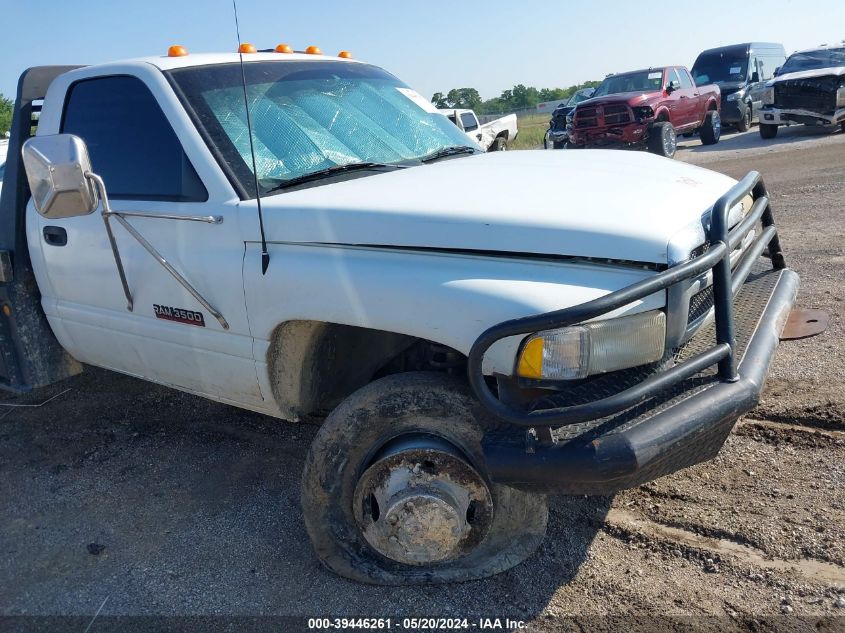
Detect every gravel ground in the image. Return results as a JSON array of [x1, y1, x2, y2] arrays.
[[1, 125, 844, 632]]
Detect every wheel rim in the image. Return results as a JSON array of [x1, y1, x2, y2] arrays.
[[712, 111, 721, 140], [664, 126, 676, 155], [353, 434, 494, 566], [744, 107, 751, 128]]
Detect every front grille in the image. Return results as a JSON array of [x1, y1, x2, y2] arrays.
[[603, 103, 632, 125], [774, 77, 839, 112], [574, 104, 632, 128], [575, 106, 598, 128], [688, 286, 715, 324]]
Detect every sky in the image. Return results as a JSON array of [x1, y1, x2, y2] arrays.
[[2, 0, 844, 102]]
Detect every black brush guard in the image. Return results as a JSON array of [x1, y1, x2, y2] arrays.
[[467, 172, 799, 494]]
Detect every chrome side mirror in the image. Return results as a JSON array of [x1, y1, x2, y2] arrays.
[[21, 134, 99, 219]]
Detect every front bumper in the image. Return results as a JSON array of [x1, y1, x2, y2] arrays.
[[760, 105, 845, 126], [569, 122, 648, 147], [481, 262, 797, 494], [720, 98, 746, 124], [468, 171, 794, 494], [548, 128, 569, 143]]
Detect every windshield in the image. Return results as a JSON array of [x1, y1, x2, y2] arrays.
[[691, 50, 748, 85], [593, 71, 664, 97], [780, 48, 845, 74], [567, 89, 594, 106], [168, 61, 476, 197]]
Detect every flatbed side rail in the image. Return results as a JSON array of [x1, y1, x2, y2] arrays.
[[467, 171, 786, 427]]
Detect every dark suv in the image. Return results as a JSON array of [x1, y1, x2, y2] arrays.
[[544, 88, 595, 149], [691, 42, 786, 132]]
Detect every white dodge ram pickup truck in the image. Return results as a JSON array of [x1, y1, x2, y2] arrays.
[[0, 50, 797, 585], [438, 108, 518, 151]]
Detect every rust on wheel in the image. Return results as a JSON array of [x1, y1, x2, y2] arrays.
[[353, 434, 493, 566]]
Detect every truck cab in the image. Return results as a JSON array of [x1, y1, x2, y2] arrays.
[[0, 49, 798, 585]]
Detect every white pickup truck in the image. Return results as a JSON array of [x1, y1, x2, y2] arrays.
[[438, 108, 518, 151], [0, 50, 798, 585]]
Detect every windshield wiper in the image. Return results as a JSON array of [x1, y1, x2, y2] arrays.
[[265, 162, 407, 193], [419, 146, 479, 164]]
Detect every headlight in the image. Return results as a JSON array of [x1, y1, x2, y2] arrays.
[[726, 90, 745, 102], [837, 87, 845, 108], [632, 105, 654, 121], [516, 311, 666, 381], [761, 87, 774, 105]]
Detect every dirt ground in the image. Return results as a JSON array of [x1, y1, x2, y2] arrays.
[[1, 124, 843, 632]]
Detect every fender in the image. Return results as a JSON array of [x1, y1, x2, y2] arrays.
[[244, 242, 665, 413], [652, 105, 671, 122]]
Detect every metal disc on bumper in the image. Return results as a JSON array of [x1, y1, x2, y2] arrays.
[[353, 436, 494, 566]]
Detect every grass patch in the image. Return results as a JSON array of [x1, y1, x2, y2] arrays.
[[510, 113, 550, 150]]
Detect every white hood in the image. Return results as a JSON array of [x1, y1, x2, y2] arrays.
[[258, 150, 737, 264], [769, 66, 845, 84]]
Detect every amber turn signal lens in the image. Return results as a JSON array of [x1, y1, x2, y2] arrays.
[[305, 45, 322, 55], [275, 44, 293, 53], [239, 43, 257, 54], [338, 50, 353, 59], [2, 305, 11, 317], [167, 45, 189, 57]]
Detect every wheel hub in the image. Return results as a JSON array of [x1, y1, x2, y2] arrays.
[[353, 435, 493, 566]]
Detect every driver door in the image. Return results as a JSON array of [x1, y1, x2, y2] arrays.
[[30, 73, 263, 406]]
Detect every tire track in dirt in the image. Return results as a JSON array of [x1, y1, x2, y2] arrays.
[[604, 508, 845, 586]]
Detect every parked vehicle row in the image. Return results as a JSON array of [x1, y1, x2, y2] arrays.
[[542, 40, 843, 154]]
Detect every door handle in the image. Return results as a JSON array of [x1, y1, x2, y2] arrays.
[[43, 226, 67, 247]]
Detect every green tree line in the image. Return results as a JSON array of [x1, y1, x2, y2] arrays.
[[0, 93, 13, 137], [431, 81, 601, 115]]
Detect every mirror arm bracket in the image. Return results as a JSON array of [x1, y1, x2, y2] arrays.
[[86, 172, 230, 330]]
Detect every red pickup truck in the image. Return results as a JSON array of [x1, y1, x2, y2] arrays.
[[568, 66, 721, 158]]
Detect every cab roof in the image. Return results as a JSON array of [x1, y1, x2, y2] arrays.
[[103, 51, 363, 72]]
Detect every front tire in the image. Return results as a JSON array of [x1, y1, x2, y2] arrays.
[[553, 140, 566, 149], [647, 121, 677, 158], [301, 372, 548, 585], [699, 110, 721, 145], [759, 123, 778, 139], [735, 104, 751, 132]]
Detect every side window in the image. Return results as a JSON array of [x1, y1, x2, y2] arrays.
[[460, 112, 479, 132], [61, 76, 207, 202], [668, 69, 683, 89], [678, 69, 694, 89]]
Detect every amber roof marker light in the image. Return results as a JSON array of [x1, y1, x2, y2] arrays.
[[167, 45, 189, 57], [238, 43, 257, 54], [338, 51, 353, 59], [275, 44, 294, 53], [305, 45, 322, 55]]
